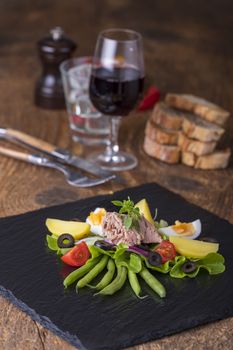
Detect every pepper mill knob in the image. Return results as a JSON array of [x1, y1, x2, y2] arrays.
[[35, 27, 77, 110], [50, 26, 64, 40]]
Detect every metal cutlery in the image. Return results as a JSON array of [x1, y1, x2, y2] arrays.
[[0, 127, 116, 180], [0, 146, 112, 187]]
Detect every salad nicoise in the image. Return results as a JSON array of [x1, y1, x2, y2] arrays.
[[45, 198, 225, 299]]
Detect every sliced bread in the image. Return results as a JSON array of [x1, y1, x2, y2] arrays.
[[182, 113, 225, 142], [178, 132, 217, 156], [151, 102, 183, 130], [143, 135, 180, 164], [145, 119, 179, 145], [182, 149, 231, 169], [181, 151, 196, 167], [165, 93, 230, 126]]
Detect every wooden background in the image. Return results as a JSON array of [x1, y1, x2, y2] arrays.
[[0, 0, 232, 349]]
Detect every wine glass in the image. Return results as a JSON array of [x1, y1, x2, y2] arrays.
[[88, 29, 144, 171]]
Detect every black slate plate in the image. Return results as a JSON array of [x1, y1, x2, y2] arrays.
[[0, 183, 233, 350]]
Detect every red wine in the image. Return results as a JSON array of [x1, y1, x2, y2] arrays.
[[89, 67, 144, 116]]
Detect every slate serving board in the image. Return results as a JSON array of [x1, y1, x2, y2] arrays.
[[0, 183, 233, 350]]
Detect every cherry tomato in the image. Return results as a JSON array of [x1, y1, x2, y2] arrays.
[[155, 240, 176, 263], [61, 241, 90, 267]]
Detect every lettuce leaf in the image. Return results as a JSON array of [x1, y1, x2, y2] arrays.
[[88, 244, 106, 258], [170, 253, 225, 278], [115, 252, 142, 273], [113, 243, 128, 259], [46, 235, 58, 251], [57, 248, 72, 255], [46, 235, 71, 255], [142, 255, 183, 274], [169, 256, 187, 278], [144, 258, 171, 274]]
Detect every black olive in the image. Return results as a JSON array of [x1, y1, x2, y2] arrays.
[[94, 240, 116, 251], [181, 261, 197, 273], [148, 251, 162, 266], [57, 234, 75, 248], [200, 236, 218, 243]]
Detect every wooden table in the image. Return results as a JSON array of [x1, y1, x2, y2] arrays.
[[0, 0, 232, 349]]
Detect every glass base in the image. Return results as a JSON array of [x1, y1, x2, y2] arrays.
[[71, 132, 108, 146], [87, 151, 138, 171]]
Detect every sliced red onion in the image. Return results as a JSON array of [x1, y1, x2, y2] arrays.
[[127, 246, 150, 257]]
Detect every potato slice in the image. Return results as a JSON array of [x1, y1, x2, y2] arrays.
[[135, 199, 154, 225], [169, 236, 219, 258], [46, 218, 90, 240]]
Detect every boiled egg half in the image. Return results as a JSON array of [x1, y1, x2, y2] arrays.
[[158, 219, 201, 240], [86, 208, 106, 236]]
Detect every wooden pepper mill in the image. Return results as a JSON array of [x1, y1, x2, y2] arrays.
[[35, 27, 77, 110]]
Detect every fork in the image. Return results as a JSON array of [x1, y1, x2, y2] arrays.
[[0, 146, 113, 187]]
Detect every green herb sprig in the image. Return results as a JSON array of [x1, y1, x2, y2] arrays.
[[112, 197, 141, 230]]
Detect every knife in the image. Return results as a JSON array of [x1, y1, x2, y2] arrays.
[[0, 145, 114, 187], [0, 128, 116, 180]]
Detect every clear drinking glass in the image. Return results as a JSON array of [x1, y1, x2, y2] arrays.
[[60, 57, 110, 146], [88, 29, 144, 171]]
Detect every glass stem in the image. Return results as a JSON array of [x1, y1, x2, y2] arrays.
[[105, 117, 121, 159]]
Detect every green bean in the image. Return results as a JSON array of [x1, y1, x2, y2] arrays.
[[76, 255, 109, 289], [63, 257, 100, 288], [128, 270, 146, 299], [139, 267, 166, 298], [95, 265, 127, 296], [95, 258, 116, 290]]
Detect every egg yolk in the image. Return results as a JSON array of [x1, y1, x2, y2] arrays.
[[172, 221, 195, 236], [88, 209, 106, 225]]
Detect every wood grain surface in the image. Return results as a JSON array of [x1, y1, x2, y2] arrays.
[[0, 0, 233, 349]]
